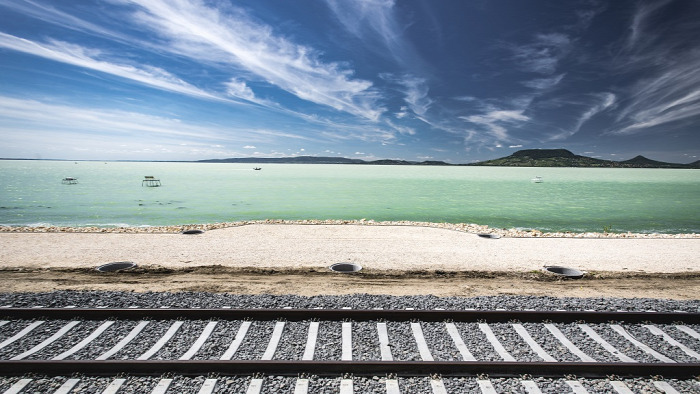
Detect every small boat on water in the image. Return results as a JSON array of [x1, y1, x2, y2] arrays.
[[531, 176, 543, 183], [61, 177, 78, 184], [142, 176, 162, 187], [254, 167, 262, 170]]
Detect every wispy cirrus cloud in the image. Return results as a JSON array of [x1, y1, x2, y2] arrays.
[[0, 95, 232, 140], [626, 0, 673, 50], [0, 32, 237, 104], [613, 62, 700, 135], [0, 0, 127, 41], [0, 95, 324, 158], [550, 93, 616, 140], [609, 1, 700, 135], [119, 0, 384, 121], [460, 109, 530, 141], [323, 0, 407, 62], [399, 76, 433, 116], [522, 74, 565, 90], [510, 33, 571, 75]]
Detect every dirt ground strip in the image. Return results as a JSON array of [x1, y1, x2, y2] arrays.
[[1, 267, 698, 300]]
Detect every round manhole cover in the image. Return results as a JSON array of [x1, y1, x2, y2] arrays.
[[478, 233, 501, 239], [329, 263, 362, 273], [96, 262, 137, 272], [182, 229, 204, 235], [544, 266, 584, 279]]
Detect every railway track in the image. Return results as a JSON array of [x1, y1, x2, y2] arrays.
[[1, 307, 699, 393]]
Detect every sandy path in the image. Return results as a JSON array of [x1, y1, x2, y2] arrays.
[[1, 224, 698, 273]]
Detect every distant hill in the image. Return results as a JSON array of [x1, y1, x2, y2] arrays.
[[196, 151, 698, 168], [198, 156, 450, 166], [472, 149, 698, 168]]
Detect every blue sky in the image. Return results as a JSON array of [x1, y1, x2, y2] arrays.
[[0, 0, 698, 163]]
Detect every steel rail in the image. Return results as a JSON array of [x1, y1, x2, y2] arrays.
[[0, 360, 698, 378], [1, 308, 698, 323]]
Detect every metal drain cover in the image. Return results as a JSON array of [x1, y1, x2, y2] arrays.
[[544, 266, 584, 279], [478, 233, 501, 239], [96, 262, 137, 272], [329, 263, 362, 273]]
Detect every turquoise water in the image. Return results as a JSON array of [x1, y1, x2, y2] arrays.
[[1, 160, 698, 233]]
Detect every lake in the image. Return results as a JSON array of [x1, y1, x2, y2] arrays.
[[1, 160, 698, 233]]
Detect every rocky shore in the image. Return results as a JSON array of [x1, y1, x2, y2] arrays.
[[0, 219, 697, 238]]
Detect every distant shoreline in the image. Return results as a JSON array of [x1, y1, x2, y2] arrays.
[[1, 219, 697, 238], [3, 148, 699, 168]]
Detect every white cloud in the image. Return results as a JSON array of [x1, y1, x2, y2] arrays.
[[460, 109, 529, 140], [0, 0, 129, 42], [509, 144, 523, 148], [385, 120, 415, 136], [0, 32, 233, 104], [121, 0, 385, 120], [0, 95, 220, 139], [613, 58, 700, 135], [398, 76, 433, 116], [0, 95, 323, 159], [550, 93, 615, 140], [224, 78, 256, 102], [243, 145, 256, 149]]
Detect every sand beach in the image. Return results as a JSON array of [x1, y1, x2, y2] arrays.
[[1, 222, 698, 298]]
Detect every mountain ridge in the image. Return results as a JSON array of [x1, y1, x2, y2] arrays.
[[472, 149, 698, 168], [198, 150, 698, 168]]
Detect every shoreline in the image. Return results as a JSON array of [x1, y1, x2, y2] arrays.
[[1, 219, 697, 238], [1, 222, 697, 297], [1, 223, 698, 273]]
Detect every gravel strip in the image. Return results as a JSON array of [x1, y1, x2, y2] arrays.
[[2, 292, 698, 312]]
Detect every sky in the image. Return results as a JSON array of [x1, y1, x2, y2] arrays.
[[0, 0, 699, 163]]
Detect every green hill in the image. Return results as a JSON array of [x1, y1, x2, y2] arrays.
[[472, 149, 694, 168]]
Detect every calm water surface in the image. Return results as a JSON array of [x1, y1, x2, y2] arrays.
[[1, 160, 698, 233]]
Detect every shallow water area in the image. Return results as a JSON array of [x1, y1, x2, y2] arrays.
[[1, 160, 698, 233]]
